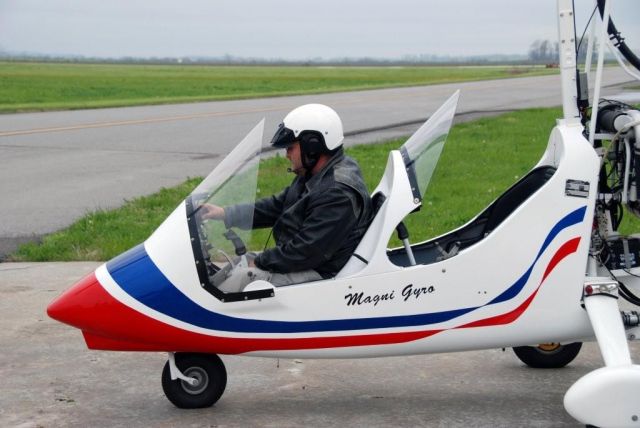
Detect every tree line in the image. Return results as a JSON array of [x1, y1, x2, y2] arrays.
[[528, 38, 608, 64]]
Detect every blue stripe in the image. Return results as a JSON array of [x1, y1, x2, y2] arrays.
[[106, 206, 586, 334], [488, 206, 586, 304], [108, 246, 475, 333], [536, 206, 586, 258]]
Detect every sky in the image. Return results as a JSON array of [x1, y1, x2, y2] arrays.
[[0, 0, 638, 60]]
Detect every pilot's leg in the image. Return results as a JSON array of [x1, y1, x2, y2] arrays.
[[270, 270, 323, 286], [217, 267, 323, 292]]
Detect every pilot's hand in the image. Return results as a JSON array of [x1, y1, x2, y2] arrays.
[[200, 203, 225, 220]]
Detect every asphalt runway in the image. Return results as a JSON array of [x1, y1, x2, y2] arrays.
[[2, 261, 639, 427], [0, 68, 636, 257]]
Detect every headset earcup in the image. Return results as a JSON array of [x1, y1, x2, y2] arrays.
[[301, 132, 323, 156], [299, 132, 324, 170]]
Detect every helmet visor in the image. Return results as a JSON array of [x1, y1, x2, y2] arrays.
[[270, 123, 297, 148]]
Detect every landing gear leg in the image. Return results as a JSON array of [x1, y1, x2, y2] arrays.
[[564, 280, 640, 427]]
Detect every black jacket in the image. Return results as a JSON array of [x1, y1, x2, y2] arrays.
[[224, 151, 372, 278]]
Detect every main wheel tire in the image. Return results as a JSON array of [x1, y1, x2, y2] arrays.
[[161, 353, 227, 409], [513, 342, 582, 368]]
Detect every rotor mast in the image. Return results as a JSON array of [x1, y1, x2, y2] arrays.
[[557, 0, 580, 121]]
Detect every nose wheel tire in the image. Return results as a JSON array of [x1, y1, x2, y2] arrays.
[[161, 353, 227, 408], [513, 342, 582, 368]]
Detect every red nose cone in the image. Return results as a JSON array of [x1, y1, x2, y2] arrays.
[[47, 271, 103, 329]]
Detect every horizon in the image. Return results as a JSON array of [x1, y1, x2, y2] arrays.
[[1, 0, 638, 61]]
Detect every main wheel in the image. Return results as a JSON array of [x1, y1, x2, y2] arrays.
[[161, 353, 227, 408], [513, 342, 582, 368]]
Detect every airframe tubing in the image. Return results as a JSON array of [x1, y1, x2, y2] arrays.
[[588, 0, 611, 146]]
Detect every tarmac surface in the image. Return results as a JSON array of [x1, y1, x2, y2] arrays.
[[2, 262, 639, 428]]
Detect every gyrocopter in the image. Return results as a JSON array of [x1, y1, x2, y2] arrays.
[[48, 0, 640, 425]]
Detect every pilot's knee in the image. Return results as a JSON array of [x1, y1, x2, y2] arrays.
[[217, 266, 271, 293], [245, 267, 271, 284]]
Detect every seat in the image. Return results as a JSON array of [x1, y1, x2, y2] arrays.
[[387, 166, 557, 266]]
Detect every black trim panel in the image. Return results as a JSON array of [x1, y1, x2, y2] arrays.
[[186, 197, 275, 303], [400, 146, 422, 202]]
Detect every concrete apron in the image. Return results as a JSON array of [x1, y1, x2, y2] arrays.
[[2, 261, 638, 427]]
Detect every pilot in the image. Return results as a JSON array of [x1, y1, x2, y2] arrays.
[[200, 103, 372, 292]]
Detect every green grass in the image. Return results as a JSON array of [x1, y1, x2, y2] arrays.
[[14, 107, 640, 261], [353, 108, 568, 243], [13, 179, 201, 261], [0, 62, 556, 113]]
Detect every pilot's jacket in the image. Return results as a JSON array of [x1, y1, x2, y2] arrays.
[[223, 150, 372, 278]]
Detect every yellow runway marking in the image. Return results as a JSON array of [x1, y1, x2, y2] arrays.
[[0, 105, 292, 137], [0, 81, 514, 138]]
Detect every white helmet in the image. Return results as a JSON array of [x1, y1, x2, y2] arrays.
[[270, 104, 344, 152]]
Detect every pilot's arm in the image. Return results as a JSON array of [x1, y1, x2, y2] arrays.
[[199, 204, 225, 220], [254, 185, 361, 274], [222, 185, 291, 230]]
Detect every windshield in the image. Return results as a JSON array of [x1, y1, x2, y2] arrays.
[[400, 90, 459, 201], [187, 120, 263, 276]]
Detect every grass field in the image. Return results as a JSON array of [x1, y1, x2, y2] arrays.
[[0, 61, 556, 113], [18, 106, 640, 262]]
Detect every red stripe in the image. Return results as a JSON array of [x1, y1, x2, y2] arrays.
[[457, 237, 580, 330], [457, 290, 539, 329], [541, 237, 581, 283], [59, 237, 582, 353], [82, 281, 442, 353]]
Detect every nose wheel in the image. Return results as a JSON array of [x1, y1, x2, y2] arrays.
[[161, 353, 227, 408]]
